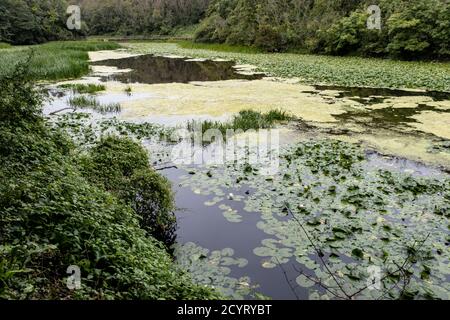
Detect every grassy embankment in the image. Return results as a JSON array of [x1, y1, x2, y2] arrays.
[[0, 41, 121, 81]]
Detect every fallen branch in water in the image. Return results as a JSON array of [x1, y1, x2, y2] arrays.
[[49, 107, 75, 115], [275, 257, 301, 300], [285, 203, 352, 299], [154, 165, 178, 171], [283, 202, 430, 300]]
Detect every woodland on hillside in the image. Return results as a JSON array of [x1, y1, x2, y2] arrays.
[[1, 0, 449, 59]]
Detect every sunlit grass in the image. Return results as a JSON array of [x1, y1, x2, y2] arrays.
[[0, 41, 121, 81], [177, 41, 262, 54], [68, 95, 121, 114], [187, 109, 293, 136], [0, 42, 11, 49], [59, 83, 106, 94]]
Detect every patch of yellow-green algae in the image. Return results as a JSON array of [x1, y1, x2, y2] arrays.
[[334, 132, 450, 169], [102, 80, 352, 123], [70, 49, 450, 170], [425, 100, 450, 110], [88, 50, 140, 62], [409, 111, 450, 139]]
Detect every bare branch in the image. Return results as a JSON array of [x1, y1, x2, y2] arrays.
[[285, 203, 352, 299]]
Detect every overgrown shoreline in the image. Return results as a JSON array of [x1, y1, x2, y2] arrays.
[[0, 63, 218, 299], [0, 41, 121, 81]]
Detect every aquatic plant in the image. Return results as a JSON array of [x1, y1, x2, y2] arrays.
[[173, 242, 258, 300], [80, 136, 176, 245], [177, 139, 450, 300], [187, 109, 293, 137], [59, 83, 106, 94], [67, 96, 121, 114], [131, 42, 450, 91]]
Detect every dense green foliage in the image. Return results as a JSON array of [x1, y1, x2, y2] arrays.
[[2, 0, 448, 60], [80, 136, 176, 244], [195, 0, 450, 59], [79, 0, 209, 36], [0, 65, 217, 299], [0, 41, 120, 80], [0, 0, 84, 45], [317, 0, 450, 59]]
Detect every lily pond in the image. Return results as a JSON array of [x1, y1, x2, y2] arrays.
[[44, 48, 450, 300]]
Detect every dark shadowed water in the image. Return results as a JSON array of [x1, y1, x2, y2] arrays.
[[335, 104, 450, 128], [163, 166, 303, 300], [91, 54, 264, 84], [313, 85, 450, 102]]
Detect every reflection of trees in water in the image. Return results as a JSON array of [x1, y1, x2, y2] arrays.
[[92, 55, 263, 84]]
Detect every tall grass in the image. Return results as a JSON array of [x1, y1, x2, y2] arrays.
[[0, 42, 11, 49], [68, 95, 121, 114], [59, 83, 106, 94], [0, 41, 121, 81], [187, 109, 293, 136]]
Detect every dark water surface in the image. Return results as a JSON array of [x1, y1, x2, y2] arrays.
[[91, 54, 264, 84], [163, 167, 301, 300]]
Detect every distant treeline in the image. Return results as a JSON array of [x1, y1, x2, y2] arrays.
[[0, 0, 209, 44], [1, 0, 449, 60], [195, 0, 450, 59], [0, 0, 74, 44], [78, 0, 210, 35]]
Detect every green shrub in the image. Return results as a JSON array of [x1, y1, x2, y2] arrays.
[[195, 14, 228, 43], [385, 0, 450, 59], [254, 25, 287, 53], [82, 136, 150, 194], [128, 170, 176, 244], [0, 56, 44, 127], [81, 136, 176, 244]]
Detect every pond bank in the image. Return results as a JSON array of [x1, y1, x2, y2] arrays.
[[43, 44, 450, 300]]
